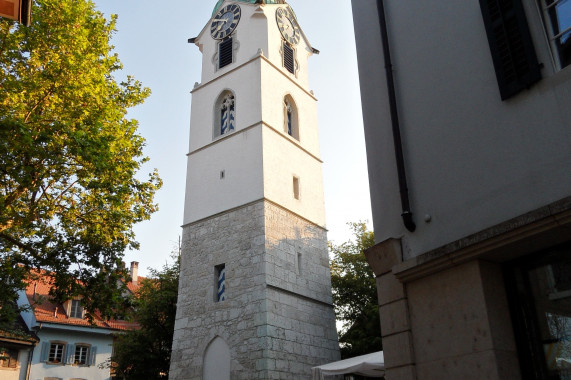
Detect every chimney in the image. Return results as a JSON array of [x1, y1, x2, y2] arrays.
[[130, 261, 139, 285]]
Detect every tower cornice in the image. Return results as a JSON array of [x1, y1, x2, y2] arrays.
[[191, 52, 317, 101], [186, 121, 323, 164]]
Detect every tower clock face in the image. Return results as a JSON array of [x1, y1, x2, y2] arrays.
[[211, 4, 241, 40], [276, 7, 301, 45]]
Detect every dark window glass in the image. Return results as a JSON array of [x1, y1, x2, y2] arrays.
[[219, 38, 233, 69], [545, 0, 571, 68], [505, 244, 571, 379], [287, 108, 292, 135], [70, 299, 83, 318]]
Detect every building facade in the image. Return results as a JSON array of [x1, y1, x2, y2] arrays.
[[169, 1, 340, 379], [0, 314, 38, 380], [351, 1, 570, 379], [16, 265, 140, 380]]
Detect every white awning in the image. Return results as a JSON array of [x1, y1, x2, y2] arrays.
[[311, 351, 385, 380]]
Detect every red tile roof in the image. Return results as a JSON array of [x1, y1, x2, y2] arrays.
[[25, 272, 140, 332]]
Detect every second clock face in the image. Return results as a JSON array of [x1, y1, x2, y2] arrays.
[[211, 4, 241, 40], [276, 7, 301, 45]]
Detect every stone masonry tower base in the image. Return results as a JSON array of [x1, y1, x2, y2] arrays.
[[170, 200, 339, 380]]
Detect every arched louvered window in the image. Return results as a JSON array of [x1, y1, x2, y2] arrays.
[[284, 95, 299, 140], [214, 91, 236, 139]]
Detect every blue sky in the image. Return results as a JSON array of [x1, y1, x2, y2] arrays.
[[94, 0, 372, 275]]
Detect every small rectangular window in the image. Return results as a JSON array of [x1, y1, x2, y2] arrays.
[[48, 343, 65, 364], [283, 42, 295, 74], [215, 264, 226, 302], [0, 348, 18, 369], [74, 345, 89, 365], [70, 299, 83, 319], [219, 38, 233, 69], [293, 176, 300, 200]]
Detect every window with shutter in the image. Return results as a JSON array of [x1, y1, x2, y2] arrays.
[[479, 0, 542, 99], [47, 342, 66, 364], [219, 38, 233, 69], [89, 346, 97, 366], [74, 345, 90, 365]]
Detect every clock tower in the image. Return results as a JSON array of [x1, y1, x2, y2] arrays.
[[169, 1, 340, 379]]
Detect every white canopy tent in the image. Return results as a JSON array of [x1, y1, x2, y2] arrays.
[[312, 351, 385, 380]]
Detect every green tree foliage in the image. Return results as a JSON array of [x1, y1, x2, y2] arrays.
[[330, 222, 381, 359], [0, 0, 161, 324], [111, 257, 179, 380]]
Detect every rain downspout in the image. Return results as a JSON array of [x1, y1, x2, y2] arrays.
[[377, 0, 416, 232]]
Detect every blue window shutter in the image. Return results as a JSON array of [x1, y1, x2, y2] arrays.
[[479, 0, 541, 100], [66, 344, 75, 364], [89, 346, 97, 366], [40, 342, 49, 362]]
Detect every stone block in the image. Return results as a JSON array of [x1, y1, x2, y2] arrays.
[[415, 349, 519, 380], [407, 261, 493, 363], [365, 238, 403, 276], [383, 331, 415, 368], [380, 299, 410, 336], [384, 365, 416, 380], [378, 272, 406, 305]]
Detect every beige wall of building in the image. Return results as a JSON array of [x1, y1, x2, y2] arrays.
[[352, 0, 571, 379]]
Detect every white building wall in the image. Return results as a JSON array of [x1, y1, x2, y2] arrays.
[[188, 60, 263, 153], [0, 349, 30, 380], [195, 2, 312, 89], [352, 0, 571, 259], [262, 127, 326, 227], [260, 59, 320, 156], [28, 328, 113, 380], [185, 2, 322, 226], [184, 125, 264, 224]]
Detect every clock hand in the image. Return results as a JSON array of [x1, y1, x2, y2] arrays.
[[213, 18, 229, 23]]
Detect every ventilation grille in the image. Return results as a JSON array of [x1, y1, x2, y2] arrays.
[[283, 43, 295, 74], [219, 38, 233, 69]]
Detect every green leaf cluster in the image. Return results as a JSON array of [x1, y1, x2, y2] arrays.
[[330, 222, 381, 358], [111, 257, 179, 380], [0, 0, 161, 324]]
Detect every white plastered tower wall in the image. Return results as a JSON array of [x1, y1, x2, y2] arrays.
[[171, 1, 340, 379]]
